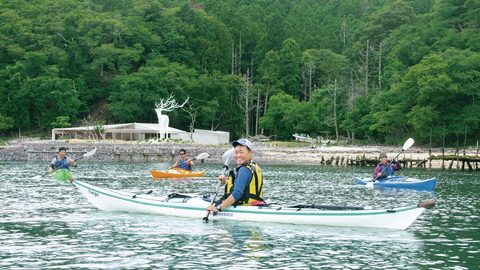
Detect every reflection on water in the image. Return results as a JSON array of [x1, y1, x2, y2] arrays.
[[1, 161, 478, 269]]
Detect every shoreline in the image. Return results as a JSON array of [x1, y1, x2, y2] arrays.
[[0, 139, 479, 169]]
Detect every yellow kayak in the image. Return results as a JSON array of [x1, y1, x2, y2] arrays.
[[149, 168, 205, 179]]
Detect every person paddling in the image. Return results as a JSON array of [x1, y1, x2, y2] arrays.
[[373, 152, 401, 180], [206, 138, 264, 214], [172, 149, 194, 171], [48, 147, 77, 180]]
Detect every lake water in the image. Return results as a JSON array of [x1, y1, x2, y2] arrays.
[[1, 161, 478, 269]]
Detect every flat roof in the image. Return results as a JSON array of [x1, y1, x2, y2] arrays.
[[53, 122, 186, 134]]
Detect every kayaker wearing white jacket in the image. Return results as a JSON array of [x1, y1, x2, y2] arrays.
[[206, 139, 264, 214]]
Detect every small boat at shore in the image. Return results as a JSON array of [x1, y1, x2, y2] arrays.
[[150, 168, 205, 179], [355, 176, 437, 191], [72, 180, 436, 230]]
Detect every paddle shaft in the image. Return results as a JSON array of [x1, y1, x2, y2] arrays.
[[74, 155, 86, 162], [170, 153, 207, 169], [74, 148, 97, 162], [203, 166, 228, 222]]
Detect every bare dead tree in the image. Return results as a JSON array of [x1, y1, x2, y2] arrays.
[[231, 41, 239, 75], [378, 42, 382, 91], [211, 114, 222, 131], [238, 34, 242, 74], [341, 17, 347, 49], [181, 102, 198, 142], [261, 86, 270, 135], [355, 39, 374, 95], [80, 115, 106, 141], [333, 79, 339, 141], [365, 39, 369, 94], [300, 61, 315, 101], [255, 86, 264, 136], [238, 69, 254, 137], [340, 16, 350, 50], [347, 69, 364, 140]]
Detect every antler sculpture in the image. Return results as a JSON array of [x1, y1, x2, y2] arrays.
[[155, 93, 189, 112], [155, 94, 189, 140]]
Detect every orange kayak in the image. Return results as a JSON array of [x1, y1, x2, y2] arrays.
[[150, 168, 205, 179]]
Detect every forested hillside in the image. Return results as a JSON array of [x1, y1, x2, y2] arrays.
[[0, 0, 478, 145]]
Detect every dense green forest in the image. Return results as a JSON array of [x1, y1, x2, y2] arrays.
[[0, 0, 479, 146]]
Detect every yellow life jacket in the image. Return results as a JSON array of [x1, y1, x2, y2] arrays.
[[224, 160, 263, 205]]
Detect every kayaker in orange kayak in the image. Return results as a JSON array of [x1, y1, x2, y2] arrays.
[[206, 138, 264, 214], [172, 149, 194, 171]]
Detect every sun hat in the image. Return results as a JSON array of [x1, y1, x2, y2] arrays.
[[232, 138, 254, 151]]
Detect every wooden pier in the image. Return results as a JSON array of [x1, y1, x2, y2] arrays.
[[303, 153, 479, 171], [2, 140, 478, 171]]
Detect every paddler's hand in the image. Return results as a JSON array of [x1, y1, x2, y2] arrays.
[[218, 175, 227, 185], [206, 204, 219, 213]]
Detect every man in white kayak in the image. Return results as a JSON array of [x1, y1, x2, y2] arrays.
[[48, 147, 77, 179], [373, 151, 401, 180], [206, 138, 265, 214], [171, 149, 194, 170]]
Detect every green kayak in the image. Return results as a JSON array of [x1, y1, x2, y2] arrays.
[[51, 169, 74, 182]]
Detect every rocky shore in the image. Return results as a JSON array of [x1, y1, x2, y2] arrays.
[[1, 139, 478, 169]]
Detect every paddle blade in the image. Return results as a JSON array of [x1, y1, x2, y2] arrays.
[[195, 152, 209, 160], [402, 138, 414, 151], [222, 147, 234, 166], [76, 147, 97, 161], [366, 181, 374, 188], [418, 199, 436, 209], [84, 147, 97, 158]]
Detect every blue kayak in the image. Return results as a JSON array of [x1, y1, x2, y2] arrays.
[[355, 176, 437, 191]]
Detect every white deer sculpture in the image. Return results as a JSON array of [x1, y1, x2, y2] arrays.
[[155, 94, 189, 140]]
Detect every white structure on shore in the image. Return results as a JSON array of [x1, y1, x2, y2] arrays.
[[52, 96, 229, 144], [155, 94, 189, 140], [51, 123, 229, 145]]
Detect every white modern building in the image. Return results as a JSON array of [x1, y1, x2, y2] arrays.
[[51, 123, 230, 145]]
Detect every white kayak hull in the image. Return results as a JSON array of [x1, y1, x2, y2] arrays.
[[73, 180, 434, 230]]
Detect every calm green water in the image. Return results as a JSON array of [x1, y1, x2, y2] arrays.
[[1, 161, 478, 269]]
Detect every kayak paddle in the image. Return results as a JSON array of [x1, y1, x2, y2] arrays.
[[31, 147, 97, 180], [368, 138, 414, 186], [132, 189, 153, 199], [74, 147, 97, 162], [203, 147, 234, 222], [192, 152, 209, 162]]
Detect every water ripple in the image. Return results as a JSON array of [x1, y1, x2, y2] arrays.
[[1, 162, 478, 269]]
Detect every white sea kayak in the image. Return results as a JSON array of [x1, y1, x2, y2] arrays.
[[72, 180, 435, 230]]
